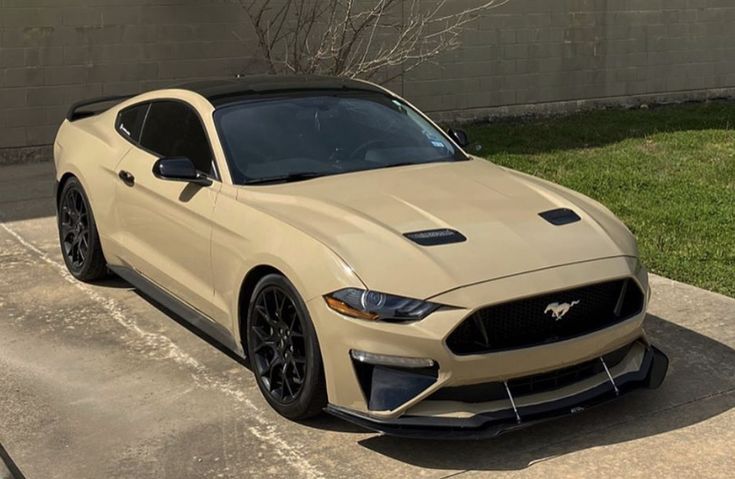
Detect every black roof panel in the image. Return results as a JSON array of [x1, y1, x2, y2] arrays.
[[174, 75, 389, 106]]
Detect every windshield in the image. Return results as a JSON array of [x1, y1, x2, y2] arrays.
[[214, 92, 466, 185]]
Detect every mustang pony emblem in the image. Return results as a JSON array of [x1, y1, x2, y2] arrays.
[[544, 300, 580, 320]]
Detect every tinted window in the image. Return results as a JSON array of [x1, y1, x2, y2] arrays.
[[140, 101, 213, 175], [214, 93, 464, 185], [117, 104, 149, 142]]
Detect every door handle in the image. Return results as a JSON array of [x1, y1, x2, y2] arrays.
[[118, 170, 135, 186]]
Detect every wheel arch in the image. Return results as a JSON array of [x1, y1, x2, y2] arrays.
[[56, 172, 78, 210], [237, 264, 286, 350]]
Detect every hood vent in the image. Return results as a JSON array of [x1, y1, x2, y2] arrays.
[[539, 208, 581, 226], [404, 229, 467, 246]]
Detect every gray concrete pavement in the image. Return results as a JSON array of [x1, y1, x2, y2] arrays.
[[0, 162, 733, 478]]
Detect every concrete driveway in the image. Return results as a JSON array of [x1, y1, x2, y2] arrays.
[[1, 162, 733, 478]]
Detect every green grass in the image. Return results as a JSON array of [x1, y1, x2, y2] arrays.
[[467, 101, 735, 298]]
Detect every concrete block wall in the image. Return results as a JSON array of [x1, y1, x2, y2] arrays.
[[2, 0, 735, 161], [0, 0, 258, 160], [405, 0, 735, 120]]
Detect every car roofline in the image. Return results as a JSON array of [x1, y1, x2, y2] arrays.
[[64, 76, 394, 120], [171, 75, 394, 107]]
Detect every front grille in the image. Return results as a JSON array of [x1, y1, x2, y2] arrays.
[[446, 278, 644, 355], [429, 342, 634, 403]]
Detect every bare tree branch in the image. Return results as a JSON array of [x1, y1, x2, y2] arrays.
[[236, 0, 511, 83]]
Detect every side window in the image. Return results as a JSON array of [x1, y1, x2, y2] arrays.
[[139, 101, 214, 175], [116, 104, 149, 143]]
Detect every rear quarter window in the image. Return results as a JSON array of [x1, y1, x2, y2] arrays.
[[116, 104, 149, 143]]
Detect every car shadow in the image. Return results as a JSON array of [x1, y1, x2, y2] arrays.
[[354, 315, 735, 470], [0, 195, 56, 224], [0, 162, 57, 223]]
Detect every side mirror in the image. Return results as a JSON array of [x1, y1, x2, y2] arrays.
[[447, 128, 470, 148], [152, 157, 212, 186]]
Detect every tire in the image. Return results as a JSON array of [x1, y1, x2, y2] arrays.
[[246, 274, 327, 419], [57, 177, 107, 282]]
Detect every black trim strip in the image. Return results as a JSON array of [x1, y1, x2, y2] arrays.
[[109, 265, 245, 359], [0, 442, 26, 479]]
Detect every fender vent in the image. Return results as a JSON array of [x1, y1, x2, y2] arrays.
[[539, 208, 581, 226], [404, 228, 467, 246]]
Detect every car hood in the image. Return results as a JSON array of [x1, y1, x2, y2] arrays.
[[239, 159, 637, 300]]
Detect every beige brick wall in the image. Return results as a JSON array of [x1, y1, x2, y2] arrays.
[[2, 0, 735, 157]]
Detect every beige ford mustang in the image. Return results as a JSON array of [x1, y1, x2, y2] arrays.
[[54, 75, 667, 438]]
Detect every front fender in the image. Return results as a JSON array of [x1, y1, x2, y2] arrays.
[[209, 187, 366, 341]]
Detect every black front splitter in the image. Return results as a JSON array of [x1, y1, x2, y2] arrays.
[[326, 346, 668, 440]]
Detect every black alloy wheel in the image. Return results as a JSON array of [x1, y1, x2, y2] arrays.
[[247, 274, 327, 419], [251, 285, 307, 403], [60, 187, 89, 271], [57, 178, 107, 281]]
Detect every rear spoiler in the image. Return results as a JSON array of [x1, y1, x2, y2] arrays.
[[66, 94, 135, 122]]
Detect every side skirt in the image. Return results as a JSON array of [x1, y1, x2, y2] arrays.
[[109, 265, 246, 360]]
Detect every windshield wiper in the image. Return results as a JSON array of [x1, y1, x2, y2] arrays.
[[244, 172, 327, 185]]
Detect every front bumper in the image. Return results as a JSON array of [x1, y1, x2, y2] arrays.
[[309, 256, 651, 418], [326, 345, 668, 439]]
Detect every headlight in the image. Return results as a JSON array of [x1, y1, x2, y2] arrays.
[[324, 288, 441, 322]]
